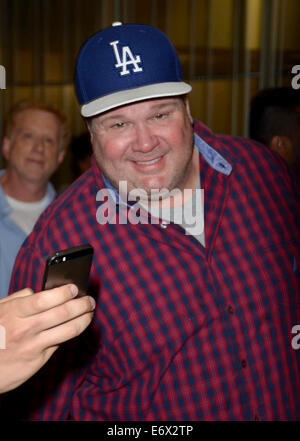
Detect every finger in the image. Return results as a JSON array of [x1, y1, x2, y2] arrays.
[[30, 296, 96, 333], [37, 311, 94, 348], [0, 288, 34, 304], [17, 284, 79, 317]]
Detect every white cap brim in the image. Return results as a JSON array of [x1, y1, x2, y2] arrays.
[[81, 82, 192, 117]]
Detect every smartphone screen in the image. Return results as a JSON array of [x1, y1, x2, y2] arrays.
[[42, 244, 94, 297]]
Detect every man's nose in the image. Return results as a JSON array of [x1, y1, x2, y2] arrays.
[[32, 136, 45, 153], [132, 123, 158, 152]]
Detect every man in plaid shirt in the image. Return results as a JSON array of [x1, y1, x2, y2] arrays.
[[7, 23, 300, 420]]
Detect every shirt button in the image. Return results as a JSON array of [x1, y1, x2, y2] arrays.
[[160, 222, 168, 229], [241, 359, 247, 368], [227, 305, 234, 314]]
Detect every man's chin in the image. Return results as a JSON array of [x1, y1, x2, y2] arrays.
[[22, 172, 49, 185], [131, 182, 171, 196]]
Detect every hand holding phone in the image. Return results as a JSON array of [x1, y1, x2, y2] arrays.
[[42, 244, 94, 297]]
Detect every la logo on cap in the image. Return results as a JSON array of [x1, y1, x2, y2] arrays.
[[110, 40, 143, 76], [109, 21, 143, 76]]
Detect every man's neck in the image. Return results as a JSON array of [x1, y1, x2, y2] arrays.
[[0, 170, 47, 202], [167, 146, 199, 208]]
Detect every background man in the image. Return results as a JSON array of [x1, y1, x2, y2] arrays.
[[249, 87, 300, 176], [0, 101, 69, 297], [7, 23, 300, 420]]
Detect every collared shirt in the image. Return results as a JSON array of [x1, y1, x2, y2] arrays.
[[101, 136, 217, 247], [7, 121, 300, 420], [0, 170, 56, 297]]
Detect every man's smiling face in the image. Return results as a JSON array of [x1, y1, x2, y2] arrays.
[[89, 96, 195, 195], [2, 108, 65, 185]]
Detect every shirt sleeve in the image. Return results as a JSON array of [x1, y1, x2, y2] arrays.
[[9, 242, 45, 295]]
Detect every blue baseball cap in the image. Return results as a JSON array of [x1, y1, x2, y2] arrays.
[[75, 22, 192, 117]]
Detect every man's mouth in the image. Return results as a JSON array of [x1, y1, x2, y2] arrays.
[[27, 158, 44, 165], [135, 157, 162, 165]]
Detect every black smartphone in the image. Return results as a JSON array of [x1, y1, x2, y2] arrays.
[[42, 244, 94, 297]]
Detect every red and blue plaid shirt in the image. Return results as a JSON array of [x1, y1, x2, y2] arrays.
[[8, 121, 300, 420]]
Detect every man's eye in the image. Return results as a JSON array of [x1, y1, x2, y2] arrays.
[[112, 122, 126, 129], [154, 113, 167, 120], [24, 132, 33, 139], [44, 137, 54, 144]]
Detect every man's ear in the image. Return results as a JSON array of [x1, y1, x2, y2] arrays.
[[57, 148, 66, 165], [269, 135, 293, 164], [183, 97, 193, 125], [86, 120, 94, 142], [2, 137, 11, 161]]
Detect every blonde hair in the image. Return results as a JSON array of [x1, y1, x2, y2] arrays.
[[4, 100, 70, 150]]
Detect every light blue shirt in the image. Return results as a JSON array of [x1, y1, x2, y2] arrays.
[[0, 170, 56, 298]]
